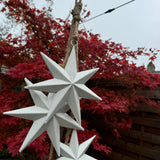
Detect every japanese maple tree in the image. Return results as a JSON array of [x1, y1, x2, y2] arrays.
[[0, 0, 160, 159]]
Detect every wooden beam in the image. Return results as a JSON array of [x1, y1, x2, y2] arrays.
[[106, 137, 160, 160], [62, 0, 82, 68], [134, 104, 160, 114], [110, 151, 137, 160], [137, 88, 160, 99], [121, 129, 160, 146], [131, 116, 160, 129]]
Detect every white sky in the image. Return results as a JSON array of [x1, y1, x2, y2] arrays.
[[49, 0, 160, 70], [51, 0, 160, 49], [2, 0, 160, 70]]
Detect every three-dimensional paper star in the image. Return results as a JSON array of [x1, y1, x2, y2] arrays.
[[26, 46, 101, 125], [3, 78, 83, 156], [57, 130, 97, 160]]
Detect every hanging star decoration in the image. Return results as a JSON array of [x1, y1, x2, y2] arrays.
[[3, 45, 101, 159], [3, 78, 83, 156], [57, 130, 97, 160], [26, 46, 101, 125]]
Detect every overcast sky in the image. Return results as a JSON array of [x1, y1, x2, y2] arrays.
[[44, 0, 159, 70], [50, 0, 160, 48], [4, 0, 160, 69]]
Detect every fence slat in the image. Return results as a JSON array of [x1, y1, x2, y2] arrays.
[[135, 104, 160, 114], [110, 151, 137, 160], [106, 137, 160, 160], [120, 129, 160, 145], [131, 116, 160, 129]]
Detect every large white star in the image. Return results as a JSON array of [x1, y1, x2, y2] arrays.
[[26, 46, 101, 124], [3, 78, 83, 156], [57, 130, 97, 160]]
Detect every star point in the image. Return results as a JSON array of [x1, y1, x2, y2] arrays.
[[57, 130, 97, 160], [26, 46, 101, 124], [3, 78, 83, 156]]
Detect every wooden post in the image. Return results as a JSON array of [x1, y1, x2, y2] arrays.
[[62, 0, 82, 69], [48, 144, 54, 160], [63, 0, 82, 145], [48, 1, 82, 159]]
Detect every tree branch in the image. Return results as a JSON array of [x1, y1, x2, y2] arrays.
[[62, 0, 82, 68]]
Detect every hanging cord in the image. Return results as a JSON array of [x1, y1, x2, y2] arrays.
[[81, 0, 135, 24]]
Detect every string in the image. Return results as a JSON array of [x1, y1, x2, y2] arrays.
[[80, 0, 135, 24]]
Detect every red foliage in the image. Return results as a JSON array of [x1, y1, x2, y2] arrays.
[[0, 0, 160, 159], [7, 128, 49, 159]]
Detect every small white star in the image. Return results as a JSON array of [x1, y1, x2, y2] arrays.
[[57, 130, 97, 160], [3, 78, 83, 156], [26, 46, 101, 124]]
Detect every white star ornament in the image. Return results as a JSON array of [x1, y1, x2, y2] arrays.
[[57, 130, 97, 160], [26, 46, 102, 124], [3, 78, 83, 156]]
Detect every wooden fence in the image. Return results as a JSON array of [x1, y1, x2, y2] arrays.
[[86, 80, 160, 160], [1, 77, 160, 159], [108, 103, 160, 160]]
